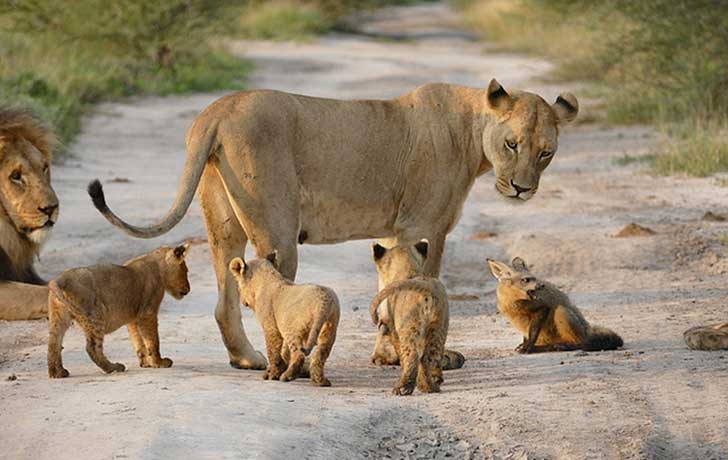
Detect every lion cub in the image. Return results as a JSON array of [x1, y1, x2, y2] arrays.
[[47, 244, 191, 378], [370, 242, 449, 395], [487, 257, 622, 353], [229, 252, 340, 386]]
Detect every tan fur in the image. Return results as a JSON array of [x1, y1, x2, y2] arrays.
[[47, 244, 191, 378], [371, 243, 449, 395], [228, 253, 340, 386], [88, 80, 577, 369], [0, 108, 59, 321], [487, 257, 622, 353], [684, 323, 728, 351]]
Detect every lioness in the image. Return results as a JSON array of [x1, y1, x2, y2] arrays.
[[0, 108, 59, 320], [487, 257, 623, 353], [228, 253, 339, 386], [47, 244, 191, 378], [370, 242, 449, 395], [88, 79, 578, 369]]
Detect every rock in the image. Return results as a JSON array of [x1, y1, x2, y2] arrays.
[[614, 223, 656, 237], [702, 211, 726, 222]]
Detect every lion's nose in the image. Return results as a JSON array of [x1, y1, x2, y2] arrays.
[[39, 204, 58, 217], [510, 180, 532, 195]]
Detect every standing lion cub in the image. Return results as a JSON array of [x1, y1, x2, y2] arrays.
[[229, 252, 340, 386], [47, 244, 191, 378], [370, 242, 449, 395]]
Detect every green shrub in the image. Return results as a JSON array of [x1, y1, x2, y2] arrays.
[[240, 2, 332, 41], [0, 0, 250, 149]]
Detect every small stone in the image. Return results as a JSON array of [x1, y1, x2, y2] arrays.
[[6, 374, 17, 381]]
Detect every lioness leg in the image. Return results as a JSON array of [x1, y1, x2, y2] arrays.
[[84, 331, 125, 374], [199, 167, 267, 370], [138, 317, 172, 368], [47, 294, 72, 378], [128, 323, 151, 367], [310, 320, 337, 387]]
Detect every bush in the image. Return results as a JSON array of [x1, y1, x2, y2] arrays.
[[456, 0, 728, 176], [240, 2, 332, 41], [0, 0, 250, 148]]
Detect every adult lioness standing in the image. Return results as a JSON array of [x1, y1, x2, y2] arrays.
[[88, 79, 578, 369]]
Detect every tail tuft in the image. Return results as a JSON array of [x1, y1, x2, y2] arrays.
[[441, 350, 466, 370], [87, 179, 108, 212], [583, 326, 623, 351]]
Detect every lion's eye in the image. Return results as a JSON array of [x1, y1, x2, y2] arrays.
[[10, 170, 21, 183], [505, 140, 518, 151], [521, 277, 532, 284], [539, 151, 553, 160]]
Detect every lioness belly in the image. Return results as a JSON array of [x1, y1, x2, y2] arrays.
[[298, 187, 398, 244]]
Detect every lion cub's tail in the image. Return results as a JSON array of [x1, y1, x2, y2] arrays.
[[369, 278, 435, 326], [583, 325, 623, 351], [303, 310, 329, 356]]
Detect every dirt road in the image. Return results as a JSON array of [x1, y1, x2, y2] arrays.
[[2, 3, 727, 459]]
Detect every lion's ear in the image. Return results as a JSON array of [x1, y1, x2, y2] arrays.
[[486, 78, 512, 112], [372, 243, 387, 261], [552, 93, 579, 124], [173, 244, 188, 260], [229, 257, 247, 276], [414, 240, 429, 260], [265, 251, 279, 269]]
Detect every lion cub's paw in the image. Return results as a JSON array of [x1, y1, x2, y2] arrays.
[[157, 357, 173, 368], [312, 377, 331, 387], [49, 367, 70, 379], [263, 368, 282, 381], [417, 380, 441, 393], [392, 383, 415, 396], [279, 371, 298, 382], [106, 363, 126, 374]]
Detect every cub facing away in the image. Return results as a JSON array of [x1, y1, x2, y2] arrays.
[[370, 242, 449, 395], [47, 244, 191, 378], [487, 257, 623, 353], [229, 253, 339, 387]]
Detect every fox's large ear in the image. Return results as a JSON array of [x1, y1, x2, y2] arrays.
[[511, 257, 528, 272], [414, 240, 429, 260], [486, 78, 512, 112], [372, 243, 387, 261], [487, 258, 512, 281], [552, 93, 579, 124], [229, 257, 247, 276], [265, 251, 279, 269]]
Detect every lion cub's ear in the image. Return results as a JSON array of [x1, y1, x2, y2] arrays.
[[486, 78, 512, 112], [552, 93, 579, 124], [265, 251, 279, 269], [173, 243, 190, 260], [487, 258, 513, 281], [372, 243, 387, 261], [229, 257, 247, 276], [511, 257, 528, 272]]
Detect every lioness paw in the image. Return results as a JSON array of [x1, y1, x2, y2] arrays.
[[107, 363, 126, 374]]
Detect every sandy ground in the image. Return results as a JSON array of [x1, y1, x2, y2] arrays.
[[2, 3, 728, 459]]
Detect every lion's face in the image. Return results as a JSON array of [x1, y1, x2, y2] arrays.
[[482, 80, 578, 202], [0, 135, 59, 245]]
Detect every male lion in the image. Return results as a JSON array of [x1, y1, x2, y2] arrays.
[[47, 244, 191, 378], [88, 79, 578, 369], [0, 108, 59, 321]]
